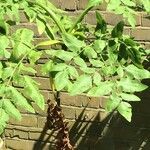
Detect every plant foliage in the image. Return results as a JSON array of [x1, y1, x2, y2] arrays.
[[0, 0, 149, 135]]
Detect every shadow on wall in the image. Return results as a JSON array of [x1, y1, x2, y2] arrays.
[[33, 80, 150, 150]]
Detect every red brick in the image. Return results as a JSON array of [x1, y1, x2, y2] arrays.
[[142, 13, 150, 27], [9, 115, 37, 127], [131, 28, 150, 41], [61, 0, 76, 10]]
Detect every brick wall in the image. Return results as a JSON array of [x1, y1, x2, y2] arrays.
[[4, 0, 150, 150]]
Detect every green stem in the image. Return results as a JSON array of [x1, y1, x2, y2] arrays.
[[68, 6, 93, 33], [27, 1, 66, 34]]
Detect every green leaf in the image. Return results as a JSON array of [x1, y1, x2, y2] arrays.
[[24, 76, 45, 110], [41, 60, 54, 74], [101, 66, 116, 75], [106, 95, 121, 112], [12, 29, 34, 59], [28, 50, 42, 64], [2, 99, 21, 121], [54, 71, 68, 91], [51, 63, 68, 72], [0, 108, 9, 134], [87, 81, 114, 97], [95, 11, 107, 34], [127, 48, 142, 68], [74, 57, 87, 68], [0, 63, 3, 78], [46, 50, 75, 61], [127, 14, 136, 28], [67, 66, 79, 78], [93, 72, 102, 85], [0, 36, 10, 58], [62, 33, 85, 52], [2, 67, 13, 80], [9, 86, 35, 113], [141, 0, 150, 13], [118, 78, 148, 93], [24, 7, 37, 22], [93, 40, 106, 53], [117, 66, 124, 78], [118, 102, 132, 122], [120, 93, 140, 101], [80, 67, 95, 74], [125, 64, 150, 79], [0, 19, 8, 35], [83, 46, 97, 58], [121, 0, 136, 6], [70, 75, 92, 95], [20, 64, 37, 74], [107, 0, 121, 10], [89, 59, 104, 67], [36, 17, 46, 35], [88, 0, 103, 7], [36, 40, 60, 47], [111, 21, 124, 38]]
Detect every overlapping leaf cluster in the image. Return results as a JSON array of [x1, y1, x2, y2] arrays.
[[0, 0, 149, 135]]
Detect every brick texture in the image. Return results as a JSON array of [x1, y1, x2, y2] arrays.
[[4, 0, 150, 150]]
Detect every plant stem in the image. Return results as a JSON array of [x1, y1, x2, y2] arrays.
[[68, 6, 93, 33], [27, 0, 66, 34]]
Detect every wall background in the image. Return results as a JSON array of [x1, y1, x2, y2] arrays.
[[4, 0, 150, 150]]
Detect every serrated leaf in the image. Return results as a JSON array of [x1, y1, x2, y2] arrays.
[[2, 67, 13, 80], [87, 81, 114, 97], [54, 71, 68, 91], [51, 63, 68, 72], [95, 11, 107, 34], [117, 66, 124, 78], [118, 102, 132, 122], [120, 93, 140, 101], [28, 50, 42, 65], [62, 33, 85, 52], [83, 46, 97, 58], [41, 60, 54, 74], [0, 36, 10, 58], [111, 21, 124, 38], [80, 67, 95, 74], [67, 66, 79, 78], [89, 59, 104, 67], [118, 78, 148, 93], [93, 40, 106, 53], [20, 64, 37, 74], [12, 29, 34, 59], [69, 75, 92, 95], [9, 86, 35, 113], [2, 99, 21, 121], [93, 72, 102, 85], [106, 95, 121, 112], [125, 64, 150, 79], [24, 76, 45, 110], [74, 57, 87, 68], [102, 66, 116, 76], [46, 50, 75, 61]]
